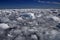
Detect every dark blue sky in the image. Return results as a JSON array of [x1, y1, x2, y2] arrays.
[[0, 0, 60, 8]]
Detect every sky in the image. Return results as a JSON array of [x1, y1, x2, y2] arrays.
[[0, 0, 60, 8]]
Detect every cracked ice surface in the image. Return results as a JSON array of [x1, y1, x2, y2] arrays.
[[0, 9, 60, 40]]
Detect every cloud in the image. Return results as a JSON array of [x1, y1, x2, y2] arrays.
[[38, 0, 60, 4]]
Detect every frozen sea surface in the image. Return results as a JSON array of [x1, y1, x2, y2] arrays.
[[0, 9, 60, 40]]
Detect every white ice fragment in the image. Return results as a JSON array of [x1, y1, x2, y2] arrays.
[[46, 31, 49, 35], [8, 34, 13, 37], [1, 18, 10, 22], [17, 17, 23, 21], [50, 30, 58, 38], [20, 13, 35, 19], [28, 13, 35, 19], [51, 30, 58, 35], [27, 13, 35, 19], [52, 16, 60, 22], [28, 28, 37, 33], [14, 30, 21, 34], [31, 35, 37, 40], [0, 23, 10, 29], [28, 28, 35, 31], [37, 14, 42, 17]]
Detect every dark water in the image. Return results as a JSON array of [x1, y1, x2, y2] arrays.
[[0, 0, 60, 8]]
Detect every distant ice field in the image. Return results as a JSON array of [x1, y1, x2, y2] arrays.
[[0, 9, 60, 40]]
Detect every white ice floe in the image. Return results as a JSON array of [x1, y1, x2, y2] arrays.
[[0, 23, 10, 29], [47, 15, 60, 22], [52, 16, 60, 22], [51, 30, 58, 35], [28, 28, 37, 33], [17, 17, 23, 21], [8, 34, 13, 37], [50, 30, 58, 38], [28, 13, 35, 19], [37, 14, 42, 17], [31, 35, 38, 40], [20, 13, 35, 19]]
